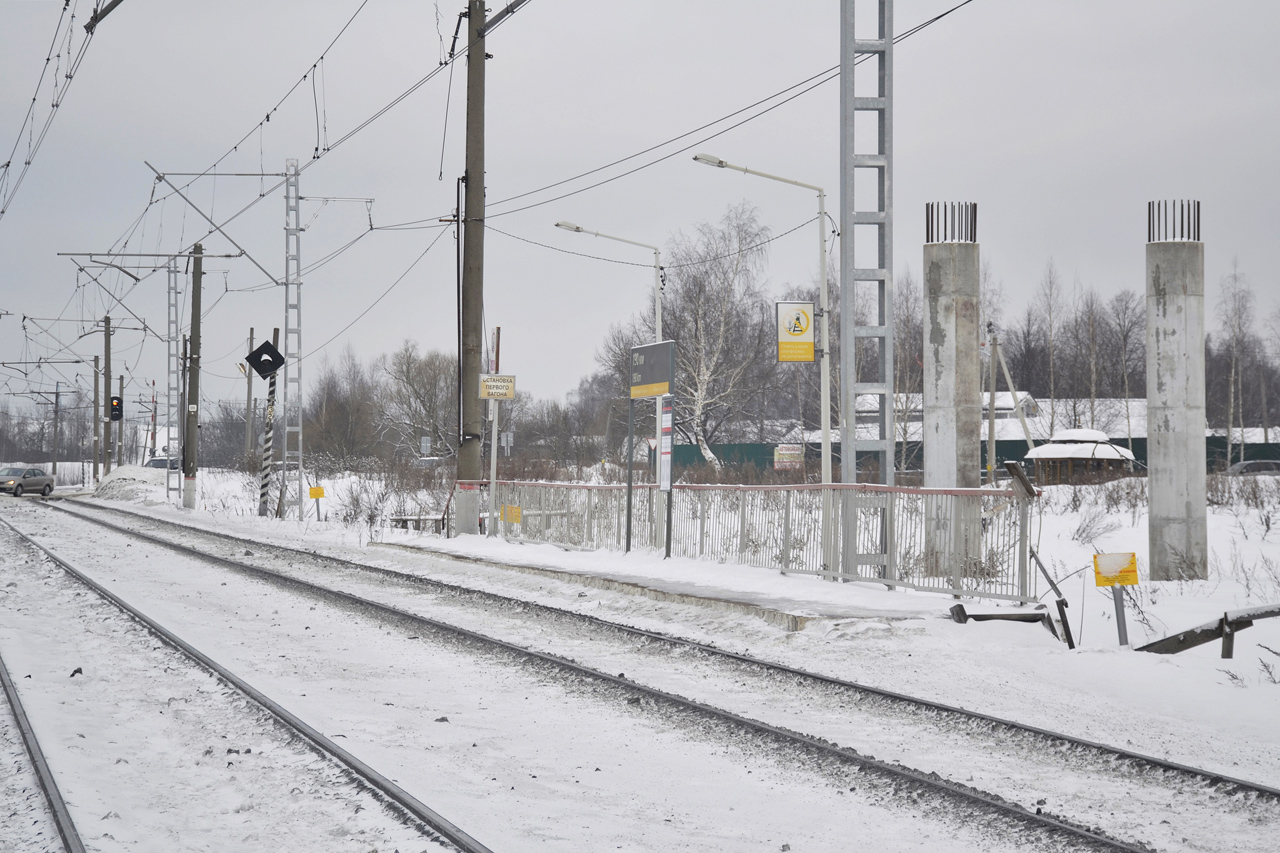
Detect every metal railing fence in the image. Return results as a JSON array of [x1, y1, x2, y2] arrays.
[[457, 480, 1032, 603]]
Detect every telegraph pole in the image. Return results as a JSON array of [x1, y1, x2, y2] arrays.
[[183, 243, 203, 508], [103, 315, 112, 475], [179, 336, 187, 453], [149, 380, 158, 459], [455, 0, 488, 534], [92, 355, 100, 484], [52, 382, 60, 475], [117, 375, 124, 464]]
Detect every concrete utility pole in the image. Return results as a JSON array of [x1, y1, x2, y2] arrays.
[[1146, 200, 1207, 581], [244, 328, 254, 457], [456, 0, 489, 534], [149, 381, 157, 460], [103, 315, 112, 476], [92, 355, 100, 484], [179, 336, 187, 455], [52, 382, 60, 475], [183, 244, 203, 509], [922, 202, 981, 582], [117, 375, 124, 464]]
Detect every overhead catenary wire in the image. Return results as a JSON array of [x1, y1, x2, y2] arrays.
[[376, 0, 979, 232], [20, 0, 970, 404], [485, 216, 817, 269], [0, 0, 98, 223], [303, 225, 451, 362]]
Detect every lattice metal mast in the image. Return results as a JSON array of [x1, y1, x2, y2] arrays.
[[282, 159, 304, 519], [841, 0, 894, 485]]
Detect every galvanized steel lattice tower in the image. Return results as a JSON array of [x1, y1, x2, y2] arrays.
[[840, 0, 894, 485], [281, 159, 304, 519]]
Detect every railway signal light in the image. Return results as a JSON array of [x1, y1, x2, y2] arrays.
[[109, 396, 123, 421]]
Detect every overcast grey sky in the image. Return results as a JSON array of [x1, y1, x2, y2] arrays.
[[2, 0, 1278, 414]]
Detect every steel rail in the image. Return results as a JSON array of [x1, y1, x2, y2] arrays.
[[0, 514, 493, 853], [0, 642, 87, 853], [44, 502, 1152, 851], [53, 498, 1280, 802]]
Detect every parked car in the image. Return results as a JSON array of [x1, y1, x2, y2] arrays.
[[0, 467, 54, 497], [145, 457, 180, 470], [1226, 460, 1280, 476]]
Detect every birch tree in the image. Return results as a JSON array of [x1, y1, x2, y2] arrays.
[[662, 204, 772, 466], [1217, 261, 1253, 464]]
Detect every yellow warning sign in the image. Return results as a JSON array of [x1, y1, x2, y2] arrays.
[[1093, 552, 1138, 587], [309, 486, 325, 499], [502, 504, 522, 524], [777, 301, 815, 363]]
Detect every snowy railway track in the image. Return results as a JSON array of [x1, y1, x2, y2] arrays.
[[28, 500, 1234, 852], [0, 514, 493, 853], [0, 638, 85, 853]]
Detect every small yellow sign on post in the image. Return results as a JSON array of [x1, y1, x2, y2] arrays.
[[502, 504, 522, 524], [309, 486, 325, 500], [776, 301, 815, 363], [1093, 552, 1138, 587], [479, 374, 516, 400]]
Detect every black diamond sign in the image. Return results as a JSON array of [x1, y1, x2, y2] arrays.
[[246, 340, 286, 379]]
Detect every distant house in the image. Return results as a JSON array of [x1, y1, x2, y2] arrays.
[[1023, 428, 1136, 484]]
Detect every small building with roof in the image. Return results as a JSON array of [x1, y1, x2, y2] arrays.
[[1023, 428, 1136, 484]]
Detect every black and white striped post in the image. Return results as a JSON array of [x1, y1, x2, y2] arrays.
[[248, 329, 284, 518], [259, 370, 276, 517]]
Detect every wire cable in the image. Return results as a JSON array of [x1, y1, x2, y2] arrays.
[[0, 1, 96, 222], [303, 226, 450, 361]]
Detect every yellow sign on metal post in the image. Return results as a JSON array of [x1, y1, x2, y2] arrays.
[[309, 486, 325, 522], [1094, 552, 1138, 647], [1093, 553, 1139, 587], [776, 301, 815, 363], [502, 504, 522, 524], [479, 374, 516, 399]]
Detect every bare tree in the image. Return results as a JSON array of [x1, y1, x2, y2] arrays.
[[1108, 289, 1144, 451], [305, 346, 384, 467], [655, 203, 773, 466], [379, 341, 459, 459], [1077, 286, 1107, 429], [1217, 260, 1254, 464], [893, 265, 923, 470], [1036, 261, 1063, 434]]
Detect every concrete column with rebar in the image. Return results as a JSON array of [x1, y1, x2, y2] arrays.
[[1146, 200, 1207, 581], [923, 203, 980, 489]]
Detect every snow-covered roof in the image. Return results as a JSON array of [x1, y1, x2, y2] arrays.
[[1024, 441, 1135, 462]]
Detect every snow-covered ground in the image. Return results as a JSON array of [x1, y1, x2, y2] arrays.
[[75, 467, 1280, 777], [2, 464, 1278, 850]]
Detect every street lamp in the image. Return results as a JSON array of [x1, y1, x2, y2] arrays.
[[554, 220, 665, 481], [693, 153, 836, 573], [692, 153, 833, 486]]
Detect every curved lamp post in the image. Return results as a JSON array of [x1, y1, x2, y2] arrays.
[[693, 153, 836, 575]]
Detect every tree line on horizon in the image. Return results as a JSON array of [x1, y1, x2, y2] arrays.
[[2, 208, 1277, 477]]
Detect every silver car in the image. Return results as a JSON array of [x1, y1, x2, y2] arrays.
[[0, 467, 54, 497]]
